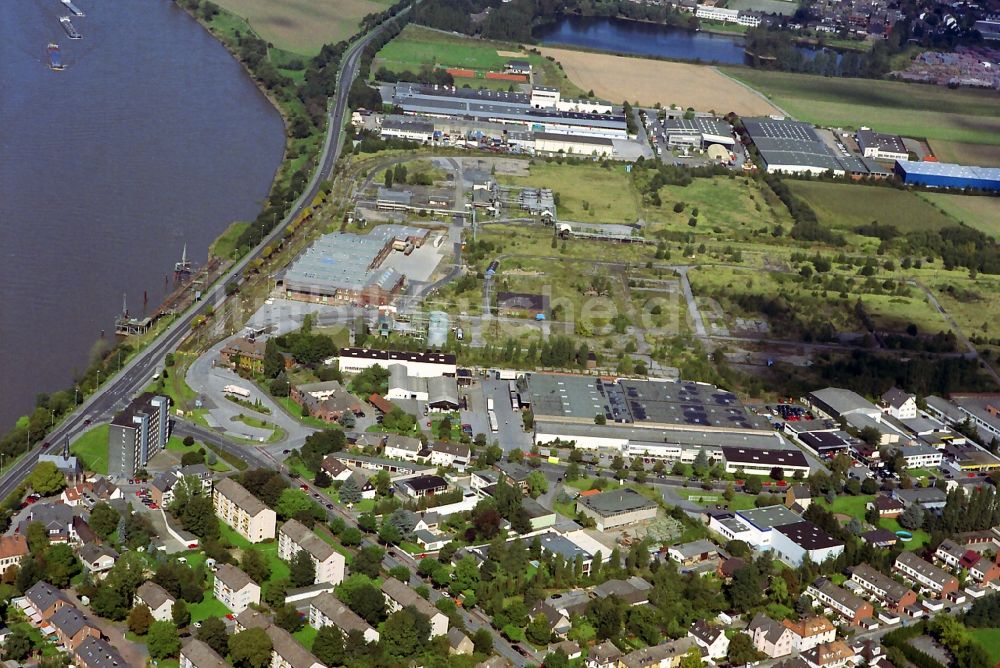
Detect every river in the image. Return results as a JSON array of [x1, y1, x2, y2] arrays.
[[0, 0, 285, 432], [534, 15, 828, 64]]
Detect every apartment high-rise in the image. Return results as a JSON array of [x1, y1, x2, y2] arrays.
[[108, 393, 170, 477]]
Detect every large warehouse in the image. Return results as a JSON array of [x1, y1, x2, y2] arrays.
[[894, 160, 1000, 191], [661, 118, 735, 149], [389, 83, 628, 139], [281, 225, 428, 306], [742, 117, 873, 177]]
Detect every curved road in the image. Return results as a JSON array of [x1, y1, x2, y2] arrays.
[[0, 24, 389, 502]]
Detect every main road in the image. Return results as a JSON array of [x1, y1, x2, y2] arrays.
[[0, 23, 389, 502]]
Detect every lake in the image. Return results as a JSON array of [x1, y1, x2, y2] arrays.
[[0, 0, 285, 432]]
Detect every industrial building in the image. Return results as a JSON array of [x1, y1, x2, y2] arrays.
[[856, 128, 909, 162], [331, 347, 457, 377], [388, 83, 628, 139], [107, 393, 170, 477], [533, 132, 614, 157], [894, 160, 1000, 191], [280, 225, 428, 306], [742, 117, 876, 177], [575, 488, 658, 530], [661, 118, 735, 149]]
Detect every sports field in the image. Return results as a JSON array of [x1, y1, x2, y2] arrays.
[[538, 47, 781, 115], [919, 193, 1000, 240], [722, 68, 1000, 146], [785, 181, 957, 232], [375, 26, 584, 94], [212, 0, 394, 55]]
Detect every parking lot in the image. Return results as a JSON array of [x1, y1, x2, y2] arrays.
[[459, 376, 532, 451]]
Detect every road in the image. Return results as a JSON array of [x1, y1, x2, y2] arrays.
[[0, 23, 389, 503]]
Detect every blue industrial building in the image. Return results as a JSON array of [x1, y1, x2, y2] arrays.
[[894, 160, 1000, 191]]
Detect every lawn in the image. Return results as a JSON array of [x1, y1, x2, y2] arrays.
[[189, 594, 232, 623], [219, 522, 290, 583], [682, 491, 757, 510], [815, 494, 872, 518], [880, 517, 930, 550], [294, 624, 319, 649], [919, 193, 1000, 240], [211, 0, 395, 55], [786, 181, 957, 233], [722, 68, 1000, 146], [166, 436, 231, 472], [71, 424, 110, 475], [275, 395, 337, 429], [967, 628, 1000, 666]]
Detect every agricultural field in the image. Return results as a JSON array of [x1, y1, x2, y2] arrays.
[[374, 26, 584, 94], [722, 68, 1000, 146], [540, 47, 782, 115], [212, 0, 394, 55], [919, 193, 1000, 240], [927, 140, 1000, 167], [785, 181, 956, 232]]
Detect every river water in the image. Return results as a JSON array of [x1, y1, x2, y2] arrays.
[[0, 0, 285, 432], [534, 15, 753, 64]]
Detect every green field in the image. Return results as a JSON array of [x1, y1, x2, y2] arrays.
[[71, 425, 110, 475], [212, 0, 395, 55], [968, 628, 1000, 665], [919, 193, 1000, 240], [374, 25, 586, 95], [786, 181, 957, 232], [816, 494, 872, 518], [189, 595, 231, 623], [723, 68, 1000, 146], [219, 522, 291, 582]]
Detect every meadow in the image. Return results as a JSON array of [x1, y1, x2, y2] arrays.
[[539, 47, 782, 115], [785, 181, 957, 232], [722, 68, 1000, 149], [212, 0, 394, 55], [919, 193, 1000, 240]]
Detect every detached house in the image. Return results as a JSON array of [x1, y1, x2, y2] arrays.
[[881, 388, 917, 420], [689, 620, 729, 660], [784, 616, 836, 652], [78, 544, 117, 579], [0, 535, 28, 577], [278, 519, 347, 585], [429, 442, 471, 470], [803, 641, 857, 668], [748, 613, 795, 658], [867, 495, 904, 519], [135, 581, 175, 622]]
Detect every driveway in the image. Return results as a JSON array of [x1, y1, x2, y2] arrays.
[[186, 336, 318, 449], [66, 590, 148, 667]]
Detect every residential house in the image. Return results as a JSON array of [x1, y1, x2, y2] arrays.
[[180, 638, 229, 668], [135, 581, 175, 622], [881, 388, 917, 420], [414, 530, 449, 551], [429, 442, 471, 470], [278, 519, 347, 585], [448, 628, 475, 655], [344, 470, 377, 500], [552, 640, 582, 660], [934, 539, 980, 572], [894, 552, 959, 597], [495, 461, 532, 492], [234, 608, 327, 668], [850, 564, 917, 613], [78, 544, 117, 579], [970, 555, 1000, 587], [593, 577, 652, 606], [891, 488, 947, 510], [108, 392, 170, 478], [213, 564, 261, 613], [398, 474, 449, 499], [75, 637, 128, 668], [471, 470, 500, 494], [783, 617, 836, 652], [384, 434, 425, 462], [717, 556, 746, 581], [219, 337, 266, 374], [522, 497, 557, 531], [805, 578, 874, 624], [91, 477, 122, 502], [802, 641, 857, 668], [0, 536, 28, 577], [667, 539, 718, 566], [619, 637, 700, 668], [61, 481, 94, 507], [291, 380, 363, 423], [867, 495, 904, 518], [747, 613, 795, 658], [320, 456, 352, 482], [213, 477, 277, 543], [689, 620, 729, 660], [150, 472, 177, 507], [785, 485, 813, 512], [587, 641, 623, 668], [861, 528, 899, 549], [895, 444, 943, 469], [531, 601, 571, 638], [381, 577, 449, 637], [309, 592, 380, 642], [178, 463, 215, 495], [50, 605, 100, 651], [18, 502, 81, 543], [19, 581, 72, 622]]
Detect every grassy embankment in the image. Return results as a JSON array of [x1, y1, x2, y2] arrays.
[[722, 68, 1000, 162]]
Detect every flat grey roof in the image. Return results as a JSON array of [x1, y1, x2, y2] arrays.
[[737, 505, 801, 530], [535, 420, 781, 448], [579, 488, 657, 516]]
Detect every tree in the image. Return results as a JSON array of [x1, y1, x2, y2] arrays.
[[314, 468, 331, 488], [545, 649, 569, 668], [679, 648, 702, 668], [379, 521, 403, 545], [229, 628, 274, 668], [263, 339, 285, 378], [728, 633, 762, 665], [352, 546, 384, 578], [340, 476, 362, 504], [241, 547, 271, 584], [527, 614, 553, 645], [728, 565, 762, 612], [172, 599, 191, 628], [45, 543, 81, 587], [290, 549, 316, 587], [899, 503, 924, 529], [473, 627, 493, 655], [526, 471, 548, 498], [692, 449, 710, 476], [147, 620, 182, 660], [744, 477, 763, 495], [861, 477, 879, 494], [197, 617, 230, 657], [382, 606, 431, 659], [29, 461, 66, 495], [275, 488, 316, 521], [3, 627, 32, 661], [89, 502, 120, 540], [343, 582, 387, 625], [276, 603, 305, 633], [127, 604, 154, 636], [313, 626, 346, 665]]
